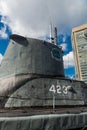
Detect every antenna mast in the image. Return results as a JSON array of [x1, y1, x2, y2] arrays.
[[50, 23, 54, 44], [50, 24, 58, 45], [54, 27, 58, 45]]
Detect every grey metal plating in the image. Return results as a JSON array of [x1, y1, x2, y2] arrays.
[[0, 34, 87, 130]]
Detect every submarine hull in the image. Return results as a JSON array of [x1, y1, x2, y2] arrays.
[[0, 34, 87, 130], [4, 76, 87, 108], [0, 112, 87, 130]]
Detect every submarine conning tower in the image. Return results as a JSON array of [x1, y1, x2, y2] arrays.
[[0, 34, 64, 78], [0, 34, 87, 130], [0, 34, 87, 109]]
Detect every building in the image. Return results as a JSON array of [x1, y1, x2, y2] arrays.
[[72, 24, 87, 82]]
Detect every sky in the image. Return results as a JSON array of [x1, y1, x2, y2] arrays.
[[0, 0, 87, 78]]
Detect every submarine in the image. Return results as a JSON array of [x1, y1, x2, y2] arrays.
[[0, 29, 87, 130]]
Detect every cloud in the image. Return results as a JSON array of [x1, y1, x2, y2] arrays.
[[0, 0, 87, 38], [0, 16, 10, 39], [60, 43, 67, 51], [63, 51, 75, 69], [0, 25, 8, 39], [0, 54, 3, 64], [1, 16, 11, 26]]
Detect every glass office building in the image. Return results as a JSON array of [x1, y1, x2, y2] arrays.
[[72, 24, 87, 82]]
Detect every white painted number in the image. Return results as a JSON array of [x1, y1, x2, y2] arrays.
[[56, 85, 61, 94], [49, 84, 56, 93], [49, 84, 70, 94], [63, 86, 68, 94]]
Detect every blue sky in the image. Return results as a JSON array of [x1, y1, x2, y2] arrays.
[[0, 0, 87, 78], [0, 15, 11, 55]]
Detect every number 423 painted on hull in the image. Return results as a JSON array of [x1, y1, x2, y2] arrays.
[[49, 84, 71, 94]]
